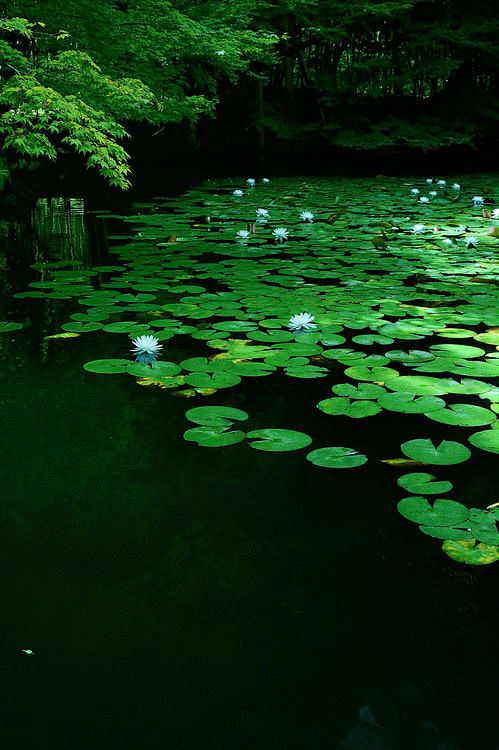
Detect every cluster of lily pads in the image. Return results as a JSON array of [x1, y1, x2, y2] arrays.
[[11, 174, 499, 565]]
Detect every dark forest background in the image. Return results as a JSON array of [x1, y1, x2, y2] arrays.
[[1, 0, 499, 198]]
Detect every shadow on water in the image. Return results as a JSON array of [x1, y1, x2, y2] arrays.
[[0, 188, 498, 750]]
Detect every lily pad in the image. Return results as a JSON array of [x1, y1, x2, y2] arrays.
[[442, 539, 499, 565], [247, 429, 312, 452], [397, 496, 469, 526], [401, 438, 471, 465], [305, 446, 368, 468], [397, 473, 453, 495], [83, 359, 132, 374]]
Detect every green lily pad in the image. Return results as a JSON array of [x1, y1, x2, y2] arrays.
[[247, 429, 312, 452], [425, 403, 496, 427], [126, 361, 182, 377], [419, 525, 473, 541], [184, 426, 245, 447], [401, 438, 471, 465], [332, 382, 386, 399], [468, 430, 499, 454], [397, 473, 453, 495], [0, 321, 23, 332], [83, 359, 132, 374], [377, 392, 445, 413], [397, 496, 469, 526], [384, 375, 447, 395], [184, 372, 241, 388], [305, 446, 368, 468], [344, 365, 399, 382], [185, 406, 249, 427], [442, 539, 499, 565]]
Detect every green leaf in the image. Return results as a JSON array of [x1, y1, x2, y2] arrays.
[[247, 429, 312, 452], [468, 430, 499, 454], [83, 359, 131, 374], [401, 438, 471, 465], [305, 446, 368, 468], [397, 472, 453, 495], [397, 496, 469, 526], [185, 406, 249, 427]]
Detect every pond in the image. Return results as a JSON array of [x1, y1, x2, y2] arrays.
[[1, 176, 498, 749]]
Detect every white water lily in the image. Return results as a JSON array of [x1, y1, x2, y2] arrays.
[[442, 238, 453, 245], [419, 196, 430, 203], [457, 224, 467, 232], [452, 183, 461, 190], [247, 178, 256, 186], [411, 223, 426, 234], [131, 335, 162, 354], [437, 180, 446, 186], [426, 178, 433, 183], [233, 189, 244, 196], [216, 50, 226, 55], [410, 188, 420, 195], [300, 210, 314, 222], [472, 196, 484, 206], [256, 208, 269, 217], [492, 208, 499, 218], [429, 191, 437, 196], [273, 227, 289, 242], [466, 236, 478, 247], [262, 177, 270, 183], [236, 230, 250, 239], [288, 312, 316, 331]]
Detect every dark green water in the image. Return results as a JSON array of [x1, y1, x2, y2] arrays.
[[0, 188, 498, 750]]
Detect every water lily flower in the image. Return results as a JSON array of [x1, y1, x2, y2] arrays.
[[410, 188, 420, 195], [472, 196, 484, 206], [452, 183, 461, 190], [411, 223, 426, 234], [236, 230, 250, 239], [273, 227, 289, 242], [429, 191, 437, 196], [233, 189, 244, 196], [426, 178, 433, 183], [216, 50, 226, 55], [288, 312, 316, 331], [247, 178, 256, 186], [262, 178, 270, 183], [442, 238, 453, 245], [437, 180, 446, 186], [492, 208, 499, 218], [256, 208, 269, 217], [131, 335, 162, 355], [419, 196, 430, 203], [466, 236, 478, 247], [300, 211, 314, 222], [457, 224, 467, 233]]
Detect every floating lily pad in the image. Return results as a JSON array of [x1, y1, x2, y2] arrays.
[[377, 392, 445, 413], [425, 403, 496, 427], [397, 496, 469, 526], [0, 321, 23, 332], [127, 361, 182, 377], [305, 446, 368, 468], [331, 383, 386, 399], [442, 539, 499, 565], [397, 473, 453, 495], [401, 438, 471, 465], [83, 359, 132, 374], [468, 430, 499, 454], [344, 365, 399, 382], [247, 429, 312, 452], [185, 406, 249, 426], [184, 426, 245, 447]]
